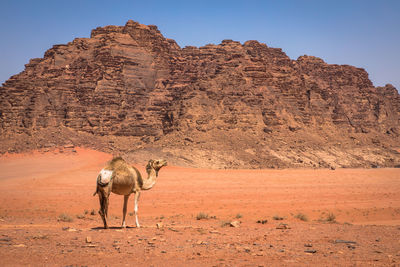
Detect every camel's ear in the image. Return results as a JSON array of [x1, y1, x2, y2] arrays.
[[147, 159, 154, 167]]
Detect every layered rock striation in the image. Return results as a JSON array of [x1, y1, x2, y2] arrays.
[[1, 20, 399, 168]]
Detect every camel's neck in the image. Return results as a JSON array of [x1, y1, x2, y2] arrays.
[[141, 168, 158, 190]]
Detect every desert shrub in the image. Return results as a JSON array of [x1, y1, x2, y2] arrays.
[[220, 220, 231, 227], [272, 215, 284, 220], [90, 209, 96, 215], [326, 212, 336, 223], [76, 214, 85, 219], [294, 213, 308, 222], [58, 213, 73, 222], [196, 212, 209, 220], [32, 234, 48, 240], [235, 213, 243, 219]]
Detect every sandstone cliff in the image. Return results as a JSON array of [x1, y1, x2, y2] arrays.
[[1, 20, 399, 168]]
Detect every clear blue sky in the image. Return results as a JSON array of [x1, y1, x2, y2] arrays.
[[1, 0, 399, 91]]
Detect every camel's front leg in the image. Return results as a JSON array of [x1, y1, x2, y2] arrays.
[[134, 191, 141, 228], [122, 195, 129, 228]]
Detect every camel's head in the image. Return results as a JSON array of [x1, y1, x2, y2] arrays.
[[146, 159, 167, 173]]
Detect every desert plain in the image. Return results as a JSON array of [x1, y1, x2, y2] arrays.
[[0, 148, 399, 266]]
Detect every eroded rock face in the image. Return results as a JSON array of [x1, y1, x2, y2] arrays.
[[1, 20, 399, 168]]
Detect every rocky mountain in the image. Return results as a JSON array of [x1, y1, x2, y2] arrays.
[[1, 20, 399, 168]]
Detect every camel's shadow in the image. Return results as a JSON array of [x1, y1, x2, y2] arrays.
[[90, 226, 138, 231]]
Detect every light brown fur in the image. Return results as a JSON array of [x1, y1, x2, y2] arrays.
[[94, 157, 167, 229]]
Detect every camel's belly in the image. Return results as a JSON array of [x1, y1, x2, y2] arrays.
[[111, 175, 135, 195], [111, 184, 133, 195]]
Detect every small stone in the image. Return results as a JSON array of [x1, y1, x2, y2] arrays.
[[64, 143, 74, 148], [82, 244, 97, 248], [44, 143, 55, 148], [230, 221, 241, 228], [161, 250, 167, 253], [243, 247, 251, 253], [276, 223, 290, 229], [304, 249, 317, 254], [334, 240, 357, 244], [86, 236, 92, 243], [13, 244, 26, 248], [304, 244, 313, 247], [156, 222, 163, 229]]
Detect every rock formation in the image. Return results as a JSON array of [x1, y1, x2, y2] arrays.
[[1, 20, 399, 168]]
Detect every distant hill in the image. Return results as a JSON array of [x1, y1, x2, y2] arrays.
[[1, 20, 399, 168]]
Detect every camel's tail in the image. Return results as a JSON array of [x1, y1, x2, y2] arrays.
[[93, 169, 113, 196]]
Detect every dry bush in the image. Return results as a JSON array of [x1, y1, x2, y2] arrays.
[[58, 213, 73, 222], [294, 213, 308, 221], [32, 234, 48, 240], [220, 221, 231, 227], [196, 212, 209, 220], [272, 215, 284, 220], [326, 212, 336, 223]]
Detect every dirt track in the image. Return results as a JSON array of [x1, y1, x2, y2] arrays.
[[0, 148, 399, 266]]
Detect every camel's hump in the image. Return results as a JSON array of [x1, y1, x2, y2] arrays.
[[110, 156, 125, 164]]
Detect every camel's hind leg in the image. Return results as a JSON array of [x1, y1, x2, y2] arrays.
[[98, 189, 110, 229], [121, 195, 130, 228]]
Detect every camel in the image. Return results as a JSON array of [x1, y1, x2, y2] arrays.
[[93, 157, 167, 229]]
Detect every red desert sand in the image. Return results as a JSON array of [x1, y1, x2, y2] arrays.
[[0, 148, 399, 266]]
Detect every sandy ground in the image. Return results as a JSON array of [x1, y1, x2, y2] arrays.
[[0, 148, 399, 266]]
